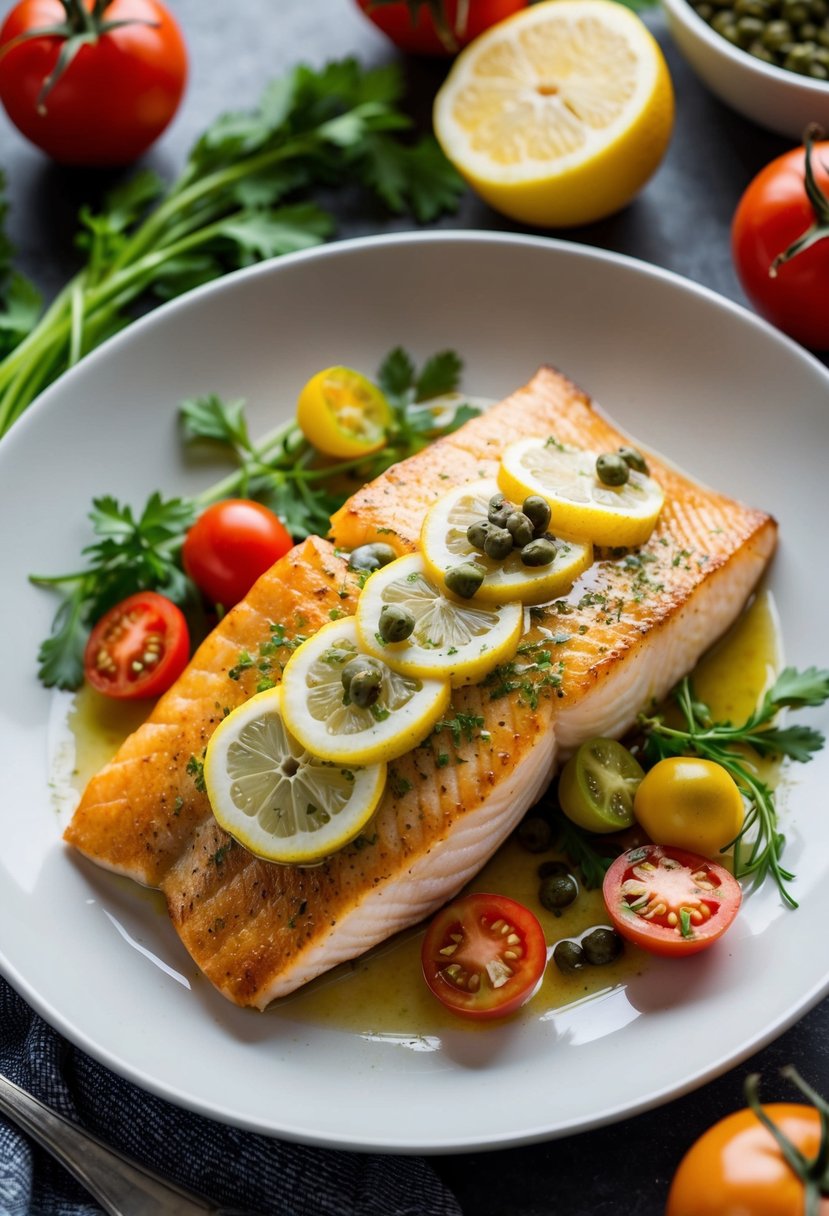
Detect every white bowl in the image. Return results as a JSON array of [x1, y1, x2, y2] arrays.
[[661, 0, 829, 138]]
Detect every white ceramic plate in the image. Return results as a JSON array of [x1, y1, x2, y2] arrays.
[[2, 232, 828, 1153]]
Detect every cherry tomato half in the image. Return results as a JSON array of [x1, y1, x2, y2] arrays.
[[731, 134, 829, 351], [182, 499, 293, 611], [83, 590, 189, 700], [0, 0, 188, 166], [602, 843, 741, 957], [421, 892, 547, 1019], [356, 0, 527, 55], [633, 756, 745, 858], [667, 1101, 829, 1216]]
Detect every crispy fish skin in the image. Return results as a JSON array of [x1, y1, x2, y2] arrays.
[[65, 368, 777, 1009]]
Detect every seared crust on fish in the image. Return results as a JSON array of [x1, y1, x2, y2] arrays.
[[65, 367, 777, 1008]]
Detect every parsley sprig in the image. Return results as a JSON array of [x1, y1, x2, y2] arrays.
[[0, 59, 463, 436], [30, 346, 477, 691], [639, 667, 829, 908]]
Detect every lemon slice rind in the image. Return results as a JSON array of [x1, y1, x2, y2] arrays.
[[355, 553, 524, 687], [420, 478, 593, 606], [498, 437, 664, 549], [280, 618, 451, 766], [203, 688, 386, 865]]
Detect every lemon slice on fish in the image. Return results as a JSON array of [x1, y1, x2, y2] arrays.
[[203, 688, 386, 864], [498, 437, 664, 548], [355, 553, 524, 687], [420, 478, 593, 605], [280, 618, 451, 766]]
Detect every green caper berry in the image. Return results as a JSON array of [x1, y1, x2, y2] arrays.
[[581, 927, 624, 966], [539, 873, 578, 914], [487, 494, 514, 528], [484, 526, 514, 561], [800, 19, 820, 35], [466, 518, 491, 552], [711, 8, 736, 29], [808, 56, 829, 72], [553, 940, 585, 975], [762, 18, 793, 45], [522, 494, 552, 534], [695, 2, 715, 15], [784, 41, 814, 67], [506, 511, 535, 549], [818, 28, 829, 46], [348, 542, 397, 573], [783, 0, 810, 22], [814, 43, 829, 61], [538, 859, 571, 879], [749, 39, 776, 58], [341, 656, 381, 689], [444, 561, 486, 600], [617, 445, 649, 475], [348, 667, 384, 709], [516, 816, 553, 853], [736, 14, 766, 40], [378, 603, 415, 644], [521, 537, 557, 567], [596, 452, 630, 487], [734, 0, 769, 14], [812, 0, 828, 17]]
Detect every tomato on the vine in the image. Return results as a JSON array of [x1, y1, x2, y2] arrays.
[[182, 499, 293, 611], [355, 0, 527, 55], [666, 1070, 829, 1215], [83, 590, 189, 700], [602, 843, 741, 957], [732, 130, 829, 351], [0, 0, 188, 165], [421, 892, 547, 1019]]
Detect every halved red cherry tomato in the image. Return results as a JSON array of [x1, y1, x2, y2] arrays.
[[602, 843, 741, 958], [355, 0, 527, 55], [83, 591, 189, 700], [182, 499, 293, 610], [421, 892, 547, 1019]]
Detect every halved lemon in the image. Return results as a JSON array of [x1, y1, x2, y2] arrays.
[[203, 688, 386, 864], [296, 366, 392, 459], [498, 437, 664, 548], [432, 0, 674, 228], [356, 553, 524, 686], [280, 618, 450, 766], [420, 478, 593, 605]]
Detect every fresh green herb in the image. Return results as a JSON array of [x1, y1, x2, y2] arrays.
[[551, 809, 619, 889], [431, 712, 488, 747], [376, 345, 478, 451], [639, 667, 829, 908], [0, 59, 463, 437], [186, 754, 206, 794]]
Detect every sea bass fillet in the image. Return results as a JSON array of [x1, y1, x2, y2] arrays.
[[65, 367, 777, 1009]]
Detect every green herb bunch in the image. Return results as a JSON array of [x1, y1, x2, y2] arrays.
[[0, 58, 463, 436]]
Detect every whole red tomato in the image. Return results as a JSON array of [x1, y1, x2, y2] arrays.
[[182, 499, 293, 611], [356, 0, 527, 54], [0, 0, 188, 165], [732, 131, 829, 351]]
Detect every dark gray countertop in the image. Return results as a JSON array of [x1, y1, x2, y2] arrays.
[[2, 2, 828, 1213]]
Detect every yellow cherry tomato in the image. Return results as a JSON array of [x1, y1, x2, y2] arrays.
[[296, 366, 392, 459], [633, 757, 745, 858]]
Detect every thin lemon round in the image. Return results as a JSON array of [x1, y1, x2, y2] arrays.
[[296, 366, 392, 459], [498, 437, 665, 548], [432, 0, 674, 228], [355, 553, 524, 687], [280, 618, 450, 766], [420, 478, 593, 606], [203, 688, 386, 865]]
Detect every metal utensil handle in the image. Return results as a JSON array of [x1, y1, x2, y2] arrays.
[[0, 1070, 217, 1215]]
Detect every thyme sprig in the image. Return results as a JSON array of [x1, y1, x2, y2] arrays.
[[638, 667, 829, 908]]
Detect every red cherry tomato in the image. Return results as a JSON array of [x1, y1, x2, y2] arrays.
[[731, 133, 829, 351], [356, 0, 527, 55], [421, 892, 547, 1019], [182, 499, 293, 610], [0, 0, 188, 165], [83, 590, 189, 700], [602, 843, 741, 957]]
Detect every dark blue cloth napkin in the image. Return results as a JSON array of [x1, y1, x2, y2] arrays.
[[0, 979, 462, 1216]]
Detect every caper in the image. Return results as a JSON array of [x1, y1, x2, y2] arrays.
[[695, 2, 715, 16], [484, 526, 514, 561], [378, 603, 415, 644], [782, 0, 810, 22], [341, 657, 385, 707], [762, 18, 792, 45], [538, 859, 571, 879], [581, 927, 624, 966], [737, 13, 765, 40], [711, 7, 736, 29], [749, 38, 776, 56], [522, 494, 552, 534], [539, 873, 578, 914], [784, 40, 814, 67], [553, 940, 585, 975], [516, 815, 553, 853], [800, 18, 820, 34], [617, 446, 649, 475], [487, 493, 514, 528], [506, 511, 535, 549], [466, 518, 491, 552], [348, 542, 397, 573], [444, 561, 486, 600], [596, 452, 630, 487], [808, 56, 829, 71], [520, 537, 557, 567]]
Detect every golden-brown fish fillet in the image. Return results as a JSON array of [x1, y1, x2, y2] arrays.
[[65, 367, 777, 1008]]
